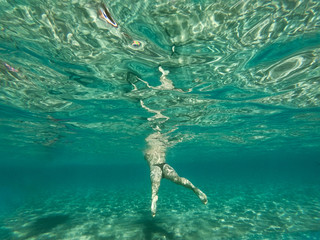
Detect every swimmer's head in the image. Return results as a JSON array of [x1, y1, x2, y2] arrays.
[[99, 4, 118, 28]]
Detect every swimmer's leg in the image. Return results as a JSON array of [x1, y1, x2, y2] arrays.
[[150, 165, 162, 217], [162, 164, 208, 204]]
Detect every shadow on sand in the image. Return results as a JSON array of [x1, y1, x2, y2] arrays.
[[138, 218, 175, 240], [25, 214, 70, 238]]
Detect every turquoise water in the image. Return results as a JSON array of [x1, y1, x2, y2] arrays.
[[1, 0, 320, 239]]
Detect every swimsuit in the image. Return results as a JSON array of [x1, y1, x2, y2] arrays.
[[152, 163, 168, 178], [153, 163, 167, 170]]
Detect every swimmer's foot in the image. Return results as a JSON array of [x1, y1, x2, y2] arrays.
[[194, 188, 208, 205], [151, 195, 158, 217]]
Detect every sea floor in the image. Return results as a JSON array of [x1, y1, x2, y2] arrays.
[[1, 182, 320, 240]]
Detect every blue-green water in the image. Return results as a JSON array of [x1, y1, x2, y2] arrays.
[[1, 0, 320, 239]]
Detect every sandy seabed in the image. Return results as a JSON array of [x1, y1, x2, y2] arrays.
[[1, 182, 320, 240]]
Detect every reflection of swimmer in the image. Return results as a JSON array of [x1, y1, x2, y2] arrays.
[[36, 115, 67, 147], [144, 131, 208, 217]]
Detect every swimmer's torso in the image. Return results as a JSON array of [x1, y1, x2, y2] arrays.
[[144, 132, 167, 165]]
